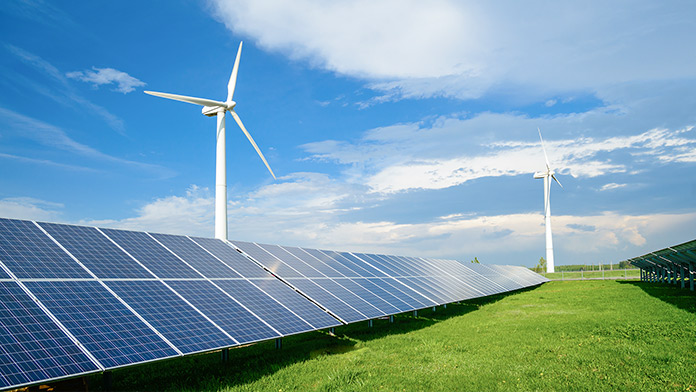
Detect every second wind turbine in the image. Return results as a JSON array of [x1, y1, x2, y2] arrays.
[[533, 128, 562, 273], [145, 42, 276, 240]]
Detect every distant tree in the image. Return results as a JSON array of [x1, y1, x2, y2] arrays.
[[534, 257, 547, 273], [471, 257, 480, 264]]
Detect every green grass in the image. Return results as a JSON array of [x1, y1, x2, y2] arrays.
[[83, 281, 696, 391], [543, 269, 640, 280]]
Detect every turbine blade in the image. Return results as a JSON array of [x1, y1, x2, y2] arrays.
[[227, 42, 243, 102], [230, 111, 276, 179], [538, 127, 551, 171], [145, 91, 225, 108], [552, 174, 563, 188]]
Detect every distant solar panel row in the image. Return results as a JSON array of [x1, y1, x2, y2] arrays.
[[625, 238, 695, 291], [0, 217, 547, 390]]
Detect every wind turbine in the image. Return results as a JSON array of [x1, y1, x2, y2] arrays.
[[145, 42, 275, 240], [533, 128, 562, 273]]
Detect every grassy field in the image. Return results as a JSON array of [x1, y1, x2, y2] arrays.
[[82, 280, 695, 391], [543, 268, 640, 280]]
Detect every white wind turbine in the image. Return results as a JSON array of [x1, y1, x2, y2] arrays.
[[145, 42, 275, 240], [533, 128, 562, 273]]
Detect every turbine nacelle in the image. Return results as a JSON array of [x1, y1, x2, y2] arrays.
[[201, 101, 236, 117]]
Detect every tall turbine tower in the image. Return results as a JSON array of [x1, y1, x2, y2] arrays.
[[145, 42, 275, 240], [533, 128, 562, 273]]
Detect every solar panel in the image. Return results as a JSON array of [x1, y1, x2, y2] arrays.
[[37, 222, 152, 279], [463, 263, 523, 291], [254, 243, 324, 278], [0, 282, 99, 389], [333, 278, 401, 315], [100, 228, 200, 279], [165, 280, 279, 344], [349, 278, 411, 312], [283, 278, 367, 323], [191, 237, 269, 278], [248, 278, 339, 330], [149, 233, 242, 278], [337, 252, 388, 277], [231, 240, 303, 277], [280, 246, 345, 278], [105, 280, 236, 354], [0, 218, 91, 279], [23, 280, 178, 369], [214, 280, 315, 336], [301, 248, 361, 278]]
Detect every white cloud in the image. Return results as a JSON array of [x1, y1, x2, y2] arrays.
[[66, 67, 145, 94], [302, 110, 696, 194], [209, 0, 696, 100], [600, 183, 627, 191], [0, 197, 63, 222]]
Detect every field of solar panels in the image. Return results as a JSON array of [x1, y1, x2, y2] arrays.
[[85, 279, 695, 392]]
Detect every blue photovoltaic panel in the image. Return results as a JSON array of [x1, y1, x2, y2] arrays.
[[302, 249, 362, 278], [24, 281, 178, 369], [368, 277, 435, 308], [0, 268, 8, 279], [255, 243, 323, 278], [214, 280, 314, 336], [350, 278, 411, 312], [333, 278, 401, 315], [284, 278, 366, 323], [231, 241, 304, 278], [0, 282, 99, 389], [249, 278, 339, 329], [149, 233, 242, 278], [352, 253, 402, 277], [105, 280, 236, 354], [0, 218, 90, 279], [337, 252, 388, 277], [280, 246, 343, 278], [166, 280, 279, 344], [512, 266, 549, 285], [191, 237, 269, 278], [465, 263, 524, 291], [396, 277, 449, 305], [308, 278, 384, 319], [100, 228, 200, 279], [37, 222, 151, 279]]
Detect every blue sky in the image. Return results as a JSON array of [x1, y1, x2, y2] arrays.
[[1, 0, 695, 267]]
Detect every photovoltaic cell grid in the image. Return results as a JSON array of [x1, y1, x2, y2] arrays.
[[0, 282, 99, 389], [0, 217, 547, 390]]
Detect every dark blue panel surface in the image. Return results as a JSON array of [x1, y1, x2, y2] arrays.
[[310, 279, 384, 319], [337, 252, 387, 277], [369, 277, 435, 308], [106, 280, 235, 354], [396, 277, 449, 305], [166, 280, 279, 344], [351, 278, 411, 312], [299, 248, 360, 278], [464, 263, 523, 291], [0, 282, 99, 389], [0, 218, 90, 279], [191, 237, 270, 278], [231, 241, 304, 278], [24, 281, 177, 369], [149, 233, 242, 278], [101, 228, 199, 279], [351, 253, 402, 276], [285, 278, 366, 323], [333, 278, 401, 315], [214, 280, 314, 336], [37, 222, 151, 279], [249, 278, 339, 329]]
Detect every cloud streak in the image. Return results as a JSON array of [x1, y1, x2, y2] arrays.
[[67, 67, 145, 94]]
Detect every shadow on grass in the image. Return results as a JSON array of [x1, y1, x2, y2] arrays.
[[618, 280, 696, 314], [79, 285, 542, 391]]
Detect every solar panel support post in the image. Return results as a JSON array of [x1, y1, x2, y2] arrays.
[[443, 304, 447, 309], [275, 338, 282, 350], [681, 266, 686, 289], [368, 319, 373, 328], [329, 327, 335, 335], [413, 310, 418, 317], [432, 306, 436, 312], [103, 371, 112, 392], [221, 348, 229, 362], [389, 315, 394, 323], [689, 264, 694, 291]]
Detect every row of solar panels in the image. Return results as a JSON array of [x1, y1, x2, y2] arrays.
[[0, 217, 547, 390], [626, 238, 695, 290]]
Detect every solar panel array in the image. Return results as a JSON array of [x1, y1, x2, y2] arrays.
[[625, 238, 695, 291], [0, 217, 548, 390]]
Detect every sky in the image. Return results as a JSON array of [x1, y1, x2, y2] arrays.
[[1, 0, 695, 267]]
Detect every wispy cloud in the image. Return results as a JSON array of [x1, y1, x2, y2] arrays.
[[0, 197, 63, 221], [0, 107, 175, 178], [210, 1, 696, 100], [4, 45, 127, 132], [0, 152, 99, 172], [67, 67, 145, 94]]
